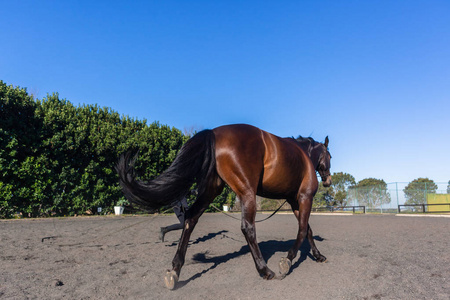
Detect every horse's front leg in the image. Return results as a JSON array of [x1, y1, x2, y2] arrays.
[[241, 197, 276, 280], [279, 194, 313, 278]]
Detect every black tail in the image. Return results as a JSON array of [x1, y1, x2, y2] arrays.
[[116, 130, 216, 210]]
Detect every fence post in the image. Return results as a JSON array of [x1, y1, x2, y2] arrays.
[[395, 182, 399, 210], [379, 185, 383, 214], [424, 182, 427, 206]]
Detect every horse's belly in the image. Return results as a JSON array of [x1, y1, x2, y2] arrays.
[[257, 170, 300, 199]]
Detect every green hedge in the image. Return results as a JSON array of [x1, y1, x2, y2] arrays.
[[0, 81, 192, 218]]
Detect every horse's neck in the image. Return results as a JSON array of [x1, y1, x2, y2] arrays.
[[308, 148, 321, 168], [297, 141, 320, 168]]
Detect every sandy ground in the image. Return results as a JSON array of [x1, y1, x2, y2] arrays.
[[0, 213, 449, 299]]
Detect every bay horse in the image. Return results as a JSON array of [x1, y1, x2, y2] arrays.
[[117, 124, 332, 289]]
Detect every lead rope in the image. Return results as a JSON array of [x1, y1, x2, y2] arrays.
[[209, 200, 287, 223], [42, 201, 286, 248], [42, 206, 175, 244]]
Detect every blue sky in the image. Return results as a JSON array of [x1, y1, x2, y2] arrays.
[[1, 1, 449, 185]]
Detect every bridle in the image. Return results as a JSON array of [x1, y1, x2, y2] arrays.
[[317, 148, 331, 181], [317, 169, 331, 182]]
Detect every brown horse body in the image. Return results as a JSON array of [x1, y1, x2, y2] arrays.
[[216, 125, 313, 199], [117, 124, 332, 289]]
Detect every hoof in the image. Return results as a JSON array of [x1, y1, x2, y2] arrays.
[[279, 257, 292, 278], [316, 255, 327, 263], [159, 228, 166, 242], [164, 270, 178, 290], [262, 270, 276, 280]]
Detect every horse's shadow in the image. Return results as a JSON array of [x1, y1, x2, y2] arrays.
[[177, 232, 325, 288], [165, 230, 229, 247]]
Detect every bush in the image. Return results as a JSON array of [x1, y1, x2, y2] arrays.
[[0, 81, 186, 218]]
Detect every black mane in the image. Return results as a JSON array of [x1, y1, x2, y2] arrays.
[[294, 136, 320, 157]]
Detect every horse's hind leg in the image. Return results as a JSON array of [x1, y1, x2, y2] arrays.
[[164, 178, 224, 290], [240, 193, 276, 280], [307, 224, 327, 262], [279, 194, 313, 278]]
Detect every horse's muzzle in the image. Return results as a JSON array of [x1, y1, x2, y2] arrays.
[[322, 175, 332, 187]]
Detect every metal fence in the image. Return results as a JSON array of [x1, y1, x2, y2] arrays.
[[347, 182, 449, 213], [228, 183, 449, 214]]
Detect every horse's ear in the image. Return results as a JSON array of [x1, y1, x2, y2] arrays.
[[324, 136, 329, 148]]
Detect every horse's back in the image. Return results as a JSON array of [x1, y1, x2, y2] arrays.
[[212, 124, 317, 199]]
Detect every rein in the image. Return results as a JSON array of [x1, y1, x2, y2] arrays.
[[210, 200, 287, 223], [317, 170, 331, 180]]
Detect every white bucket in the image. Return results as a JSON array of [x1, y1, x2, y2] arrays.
[[114, 206, 124, 215], [223, 205, 229, 212]]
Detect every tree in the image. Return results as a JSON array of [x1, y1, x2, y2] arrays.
[[313, 184, 334, 207], [404, 178, 437, 205], [447, 180, 450, 194], [331, 172, 356, 207], [312, 172, 356, 208], [348, 178, 391, 208]]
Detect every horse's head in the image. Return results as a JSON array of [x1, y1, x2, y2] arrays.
[[317, 136, 332, 187], [295, 135, 332, 187]]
